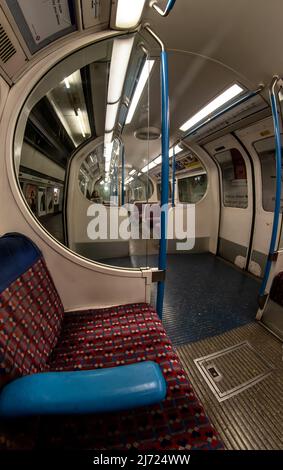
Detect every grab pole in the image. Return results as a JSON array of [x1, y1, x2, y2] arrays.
[[144, 26, 170, 319], [259, 77, 282, 303]]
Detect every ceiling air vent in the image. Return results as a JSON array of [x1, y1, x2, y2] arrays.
[[0, 23, 16, 63], [135, 127, 161, 141], [0, 7, 27, 81]]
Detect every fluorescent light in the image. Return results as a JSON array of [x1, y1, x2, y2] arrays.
[[108, 37, 134, 103], [104, 37, 134, 135], [126, 59, 155, 125], [151, 145, 183, 167], [104, 142, 114, 174], [105, 102, 120, 132], [104, 131, 113, 144], [141, 160, 158, 173], [170, 144, 183, 157], [129, 169, 136, 175], [180, 84, 244, 132], [64, 77, 70, 89], [77, 108, 86, 137], [112, 0, 146, 29], [47, 93, 77, 146]]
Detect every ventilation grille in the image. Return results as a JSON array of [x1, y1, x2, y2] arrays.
[[135, 127, 161, 141], [0, 23, 16, 64]]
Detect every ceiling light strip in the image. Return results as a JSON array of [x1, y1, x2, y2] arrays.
[[180, 84, 244, 133], [111, 0, 146, 29], [182, 87, 264, 138], [126, 59, 155, 125], [141, 144, 183, 173]]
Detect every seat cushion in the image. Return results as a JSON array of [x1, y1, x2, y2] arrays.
[[0, 234, 64, 385], [46, 303, 223, 450]]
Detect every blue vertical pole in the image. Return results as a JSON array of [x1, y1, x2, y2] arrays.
[[121, 145, 125, 206], [172, 147, 176, 207], [259, 78, 282, 298], [156, 50, 170, 319]]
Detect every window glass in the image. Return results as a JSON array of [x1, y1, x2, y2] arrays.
[[79, 140, 122, 204], [157, 182, 172, 201], [13, 32, 159, 269], [254, 137, 283, 212], [128, 174, 153, 202], [215, 148, 248, 208], [178, 174, 207, 203]]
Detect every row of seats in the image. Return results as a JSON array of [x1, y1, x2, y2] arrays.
[[0, 233, 223, 449]]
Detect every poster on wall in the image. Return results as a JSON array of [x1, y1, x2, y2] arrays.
[[25, 184, 37, 215], [46, 187, 54, 214], [37, 187, 46, 217], [216, 150, 248, 209], [6, 0, 76, 53]]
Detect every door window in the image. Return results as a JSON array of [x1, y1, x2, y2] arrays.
[[215, 148, 248, 208], [254, 137, 283, 212], [178, 174, 207, 203]]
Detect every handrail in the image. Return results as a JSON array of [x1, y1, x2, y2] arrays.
[[144, 25, 170, 319], [259, 76, 282, 301], [150, 0, 176, 17]]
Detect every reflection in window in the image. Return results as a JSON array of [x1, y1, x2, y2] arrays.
[[157, 182, 172, 201], [14, 33, 159, 267], [78, 140, 124, 205], [254, 137, 283, 212], [127, 174, 153, 202], [215, 148, 248, 209], [178, 174, 207, 203]]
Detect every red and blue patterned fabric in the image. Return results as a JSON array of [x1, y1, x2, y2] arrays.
[[0, 233, 223, 450], [0, 234, 64, 386]]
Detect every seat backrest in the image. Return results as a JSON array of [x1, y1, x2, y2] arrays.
[[0, 233, 64, 387]]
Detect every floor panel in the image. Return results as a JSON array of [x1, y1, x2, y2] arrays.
[[176, 323, 283, 450]]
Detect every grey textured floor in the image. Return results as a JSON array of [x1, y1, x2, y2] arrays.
[[176, 323, 283, 450]]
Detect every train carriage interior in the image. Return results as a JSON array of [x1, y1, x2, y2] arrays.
[[0, 0, 282, 453]]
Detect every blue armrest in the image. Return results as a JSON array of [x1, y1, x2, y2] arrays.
[[0, 361, 166, 417]]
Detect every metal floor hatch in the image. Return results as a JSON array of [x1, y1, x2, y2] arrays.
[[194, 341, 274, 402], [177, 323, 283, 450]]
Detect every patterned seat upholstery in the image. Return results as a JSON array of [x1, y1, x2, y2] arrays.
[[45, 304, 223, 450], [0, 233, 64, 387], [0, 233, 223, 450]]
